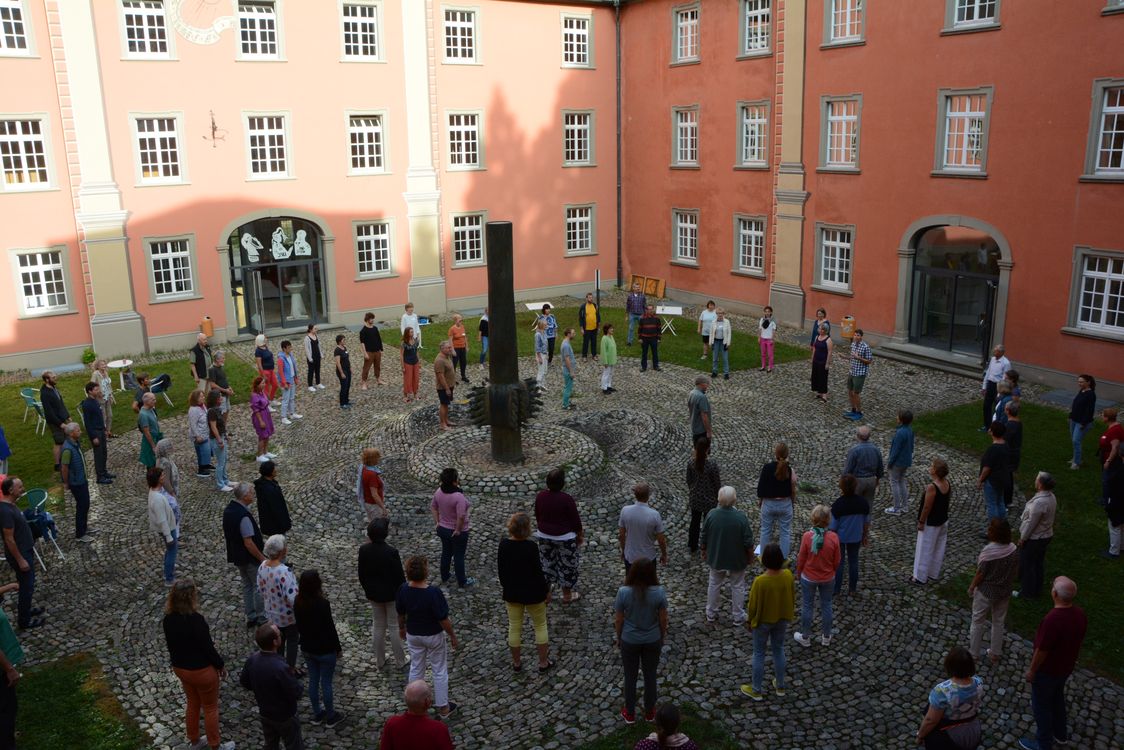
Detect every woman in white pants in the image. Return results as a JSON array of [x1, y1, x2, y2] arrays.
[[534, 319, 549, 388], [396, 555, 460, 718], [967, 518, 1018, 666], [912, 458, 951, 585]]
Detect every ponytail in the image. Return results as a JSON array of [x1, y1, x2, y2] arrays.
[[773, 442, 790, 481], [653, 704, 681, 749]]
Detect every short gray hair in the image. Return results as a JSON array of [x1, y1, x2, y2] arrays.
[[856, 425, 872, 441], [1052, 576, 1077, 603], [1036, 471, 1056, 491], [142, 392, 157, 406], [717, 486, 737, 507], [1005, 401, 1019, 417], [64, 421, 81, 436], [263, 534, 287, 559], [995, 344, 1005, 354], [233, 482, 253, 502], [695, 375, 710, 387], [213, 349, 225, 363]]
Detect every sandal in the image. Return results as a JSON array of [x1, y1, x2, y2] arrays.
[[562, 592, 582, 604], [538, 659, 556, 674]]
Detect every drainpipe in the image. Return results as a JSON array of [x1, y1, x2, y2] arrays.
[[614, 0, 623, 288]]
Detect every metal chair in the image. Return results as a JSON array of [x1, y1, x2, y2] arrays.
[[74, 403, 85, 428], [22, 488, 63, 569], [150, 374, 174, 407]]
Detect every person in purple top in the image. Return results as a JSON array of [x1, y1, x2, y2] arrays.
[[533, 468, 584, 603], [431, 468, 475, 588], [625, 281, 647, 346], [829, 475, 870, 597]]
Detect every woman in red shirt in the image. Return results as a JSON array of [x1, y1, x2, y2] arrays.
[[793, 504, 840, 648], [358, 448, 386, 522]]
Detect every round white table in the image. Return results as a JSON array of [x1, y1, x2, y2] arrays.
[[107, 358, 133, 391]]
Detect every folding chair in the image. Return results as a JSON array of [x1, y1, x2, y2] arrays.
[[150, 374, 174, 407], [22, 488, 63, 569]]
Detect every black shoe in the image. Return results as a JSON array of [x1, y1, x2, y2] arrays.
[[19, 617, 46, 630], [246, 620, 259, 629], [711, 371, 718, 378], [29, 607, 45, 617], [325, 712, 346, 728], [724, 374, 730, 380], [653, 367, 662, 371], [1101, 550, 1121, 560], [96, 478, 113, 484], [106, 472, 117, 478]]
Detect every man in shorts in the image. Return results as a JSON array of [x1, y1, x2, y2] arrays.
[[845, 329, 872, 421], [39, 371, 69, 471], [434, 341, 456, 431]]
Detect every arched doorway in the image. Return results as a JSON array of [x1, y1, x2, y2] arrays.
[[227, 216, 327, 335]]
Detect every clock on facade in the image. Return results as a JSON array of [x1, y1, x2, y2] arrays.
[[167, 0, 235, 45]]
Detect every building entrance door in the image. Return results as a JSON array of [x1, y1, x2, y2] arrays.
[[228, 217, 325, 336]]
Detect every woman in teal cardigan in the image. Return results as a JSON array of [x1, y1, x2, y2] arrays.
[[599, 323, 617, 394]]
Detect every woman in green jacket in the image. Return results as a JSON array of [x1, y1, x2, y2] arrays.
[[599, 323, 617, 394]]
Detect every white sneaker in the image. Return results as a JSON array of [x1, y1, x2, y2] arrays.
[[821, 634, 832, 646], [317, 384, 326, 390], [270, 399, 280, 406], [190, 738, 210, 750], [308, 387, 316, 393], [225, 481, 238, 488], [255, 455, 268, 463], [265, 452, 277, 459], [216, 742, 237, 750], [793, 632, 811, 647], [883, 507, 902, 515], [281, 418, 293, 425], [292, 413, 303, 419], [268, 406, 277, 413], [220, 484, 235, 492]]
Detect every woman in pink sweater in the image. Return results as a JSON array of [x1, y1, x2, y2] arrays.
[[793, 504, 841, 647]]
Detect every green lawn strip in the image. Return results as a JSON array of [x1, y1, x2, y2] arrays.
[[913, 400, 1123, 681], [1, 356, 259, 496], [17, 653, 148, 750], [574, 702, 740, 750]]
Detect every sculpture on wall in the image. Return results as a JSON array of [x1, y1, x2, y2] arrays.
[[241, 233, 263, 263]]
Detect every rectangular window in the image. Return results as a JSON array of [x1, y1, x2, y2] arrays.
[[673, 210, 698, 262], [742, 0, 770, 54], [736, 216, 765, 272], [935, 88, 993, 175], [149, 239, 193, 298], [828, 0, 863, 43], [341, 3, 379, 60], [1077, 254, 1124, 333], [17, 250, 67, 312], [955, 0, 997, 26], [355, 222, 391, 276], [739, 102, 768, 166], [0, 119, 49, 189], [819, 227, 852, 289], [246, 115, 288, 177], [561, 15, 590, 67], [1094, 86, 1124, 175], [122, 1, 169, 58], [673, 5, 699, 63], [565, 205, 594, 255], [0, 0, 29, 54], [348, 114, 384, 173], [674, 107, 699, 166], [443, 8, 476, 63], [238, 1, 278, 58], [135, 117, 181, 182], [452, 213, 485, 266], [823, 97, 860, 168], [447, 112, 481, 168], [563, 112, 592, 165]]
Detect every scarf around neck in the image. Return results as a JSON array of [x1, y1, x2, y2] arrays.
[[811, 525, 826, 554], [977, 541, 1016, 565]]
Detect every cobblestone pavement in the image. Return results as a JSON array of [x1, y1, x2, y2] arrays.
[[11, 337, 1124, 750]]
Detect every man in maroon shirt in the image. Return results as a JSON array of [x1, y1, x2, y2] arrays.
[[1018, 576, 1087, 750], [380, 680, 454, 750]]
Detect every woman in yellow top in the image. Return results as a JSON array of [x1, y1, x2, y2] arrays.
[[447, 314, 470, 384], [599, 323, 617, 394], [741, 543, 794, 701]]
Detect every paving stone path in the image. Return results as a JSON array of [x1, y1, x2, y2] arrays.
[[12, 329, 1124, 750]]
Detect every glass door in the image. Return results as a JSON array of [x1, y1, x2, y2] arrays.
[[279, 263, 313, 328], [910, 270, 954, 349], [950, 276, 992, 355], [234, 267, 267, 335]]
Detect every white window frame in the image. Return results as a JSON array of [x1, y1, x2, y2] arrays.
[[442, 6, 479, 64], [736, 100, 769, 168], [943, 0, 1000, 33], [7, 245, 75, 318], [145, 234, 200, 303], [0, 114, 55, 192], [346, 110, 389, 175], [236, 0, 283, 61], [1083, 78, 1124, 181], [339, 0, 382, 62], [1104, 0, 1124, 16], [450, 211, 487, 267], [130, 112, 186, 186], [446, 110, 484, 171], [733, 214, 766, 276], [671, 3, 699, 64], [119, 0, 174, 60], [243, 112, 292, 180], [933, 86, 993, 177], [823, 0, 865, 46], [564, 204, 596, 256], [1067, 246, 1124, 341], [818, 95, 862, 172], [739, 0, 771, 57], [353, 219, 396, 279], [561, 12, 593, 68], [814, 223, 854, 293], [671, 106, 699, 167], [0, 0, 33, 57], [672, 209, 699, 265], [562, 110, 594, 167]]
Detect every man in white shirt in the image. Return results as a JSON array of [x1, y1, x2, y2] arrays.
[[980, 344, 1011, 432]]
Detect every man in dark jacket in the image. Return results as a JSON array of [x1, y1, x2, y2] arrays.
[[638, 305, 662, 372], [189, 333, 212, 393], [223, 484, 266, 627], [240, 623, 303, 749], [39, 371, 68, 470], [80, 382, 113, 484], [358, 518, 407, 669], [254, 461, 291, 537]]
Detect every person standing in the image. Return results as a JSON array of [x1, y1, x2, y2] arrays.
[[207, 391, 233, 492], [560, 328, 577, 411], [844, 329, 872, 420], [793, 505, 841, 647], [599, 323, 617, 394], [980, 344, 1011, 431], [434, 341, 456, 431], [240, 623, 304, 750], [625, 281, 646, 346], [809, 307, 829, 348], [1100, 407, 1124, 558], [1067, 374, 1097, 469], [360, 312, 386, 389], [397, 555, 460, 719], [842, 425, 884, 507], [885, 410, 915, 515], [915, 647, 983, 750], [304, 325, 324, 391], [358, 518, 407, 671], [685, 437, 721, 553], [81, 382, 112, 484], [90, 360, 116, 438], [137, 392, 163, 469], [147, 467, 179, 586], [378, 681, 454, 750], [977, 422, 1010, 532], [39, 371, 69, 471], [477, 307, 490, 368], [614, 559, 668, 725], [277, 340, 302, 424], [578, 293, 600, 360], [992, 380, 1014, 427], [188, 390, 213, 476], [968, 518, 1019, 667], [1, 477, 45, 630], [334, 334, 352, 409], [757, 442, 797, 559], [497, 512, 554, 673], [223, 483, 266, 628], [687, 376, 712, 445], [697, 300, 717, 360], [1004, 401, 1024, 510], [293, 569, 344, 728], [189, 333, 212, 393], [534, 319, 549, 389], [618, 483, 668, 572], [533, 468, 583, 603], [431, 468, 475, 588], [208, 351, 235, 420], [255, 462, 291, 538], [254, 334, 279, 406], [829, 475, 870, 597], [638, 305, 662, 372], [699, 486, 754, 626], [1017, 472, 1057, 599], [912, 458, 952, 585], [1017, 577, 1087, 750], [357, 448, 387, 522], [758, 306, 775, 373], [60, 422, 94, 543], [400, 302, 422, 349], [708, 308, 732, 380], [810, 323, 833, 402], [250, 376, 276, 464], [535, 304, 558, 364], [739, 543, 794, 701], [401, 329, 421, 403], [447, 313, 469, 384]]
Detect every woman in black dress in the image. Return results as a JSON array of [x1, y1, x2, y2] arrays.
[[810, 324, 833, 402]]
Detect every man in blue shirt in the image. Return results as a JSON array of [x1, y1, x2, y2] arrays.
[[625, 281, 646, 346], [886, 410, 915, 515]]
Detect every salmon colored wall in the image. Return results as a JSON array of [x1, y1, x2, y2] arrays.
[[434, 1, 618, 299], [802, 2, 1124, 375], [0, 0, 89, 355]]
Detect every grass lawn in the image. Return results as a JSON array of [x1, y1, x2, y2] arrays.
[[574, 703, 739, 750], [913, 400, 1124, 681], [2, 355, 259, 496], [17, 653, 147, 750]]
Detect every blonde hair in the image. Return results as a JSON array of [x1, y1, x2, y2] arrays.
[[507, 511, 532, 540], [362, 448, 382, 466], [811, 504, 831, 528], [254, 334, 267, 347]]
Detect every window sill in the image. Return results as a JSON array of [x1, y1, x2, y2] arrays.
[[816, 166, 861, 174], [1078, 173, 1124, 183], [1060, 325, 1124, 344], [562, 162, 597, 169], [670, 164, 701, 170], [121, 55, 179, 62], [561, 63, 596, 70], [735, 50, 772, 60], [355, 272, 400, 283], [0, 186, 61, 195], [811, 284, 853, 298], [731, 269, 766, 279], [940, 23, 1001, 36], [235, 57, 287, 63], [135, 180, 191, 188], [670, 59, 701, 67], [16, 307, 79, 321], [149, 292, 203, 306], [564, 252, 598, 259], [930, 170, 988, 180], [734, 163, 769, 171], [245, 175, 297, 182], [442, 59, 483, 66], [0, 52, 39, 59], [1103, 4, 1124, 15], [451, 262, 486, 270], [446, 165, 486, 173], [670, 259, 699, 269], [347, 170, 392, 178], [819, 39, 865, 50], [339, 57, 387, 64]]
